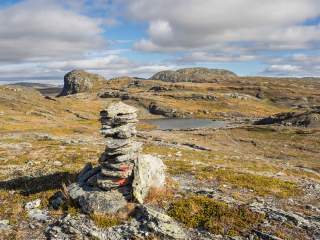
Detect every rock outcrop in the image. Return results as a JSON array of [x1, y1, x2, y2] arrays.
[[150, 67, 237, 83], [65, 102, 165, 214], [59, 70, 105, 96], [255, 109, 320, 128], [132, 155, 165, 204], [47, 207, 187, 240]]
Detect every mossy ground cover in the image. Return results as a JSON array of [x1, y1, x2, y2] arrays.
[[168, 195, 264, 236], [143, 144, 301, 198], [198, 168, 301, 198]]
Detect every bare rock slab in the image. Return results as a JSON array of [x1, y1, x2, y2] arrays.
[[68, 183, 128, 215], [137, 206, 187, 240], [132, 154, 165, 204]]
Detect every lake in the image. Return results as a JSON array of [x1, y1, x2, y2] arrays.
[[143, 118, 228, 130]]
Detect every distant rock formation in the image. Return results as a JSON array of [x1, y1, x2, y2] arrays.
[[255, 108, 320, 128], [58, 70, 105, 96], [150, 67, 237, 83]]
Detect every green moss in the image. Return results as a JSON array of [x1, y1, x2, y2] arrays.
[[168, 195, 264, 236]]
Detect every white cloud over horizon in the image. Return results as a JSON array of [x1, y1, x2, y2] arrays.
[[0, 0, 319, 83], [0, 0, 105, 63], [127, 0, 320, 52]]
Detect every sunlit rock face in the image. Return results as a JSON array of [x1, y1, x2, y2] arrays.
[[59, 69, 105, 96]]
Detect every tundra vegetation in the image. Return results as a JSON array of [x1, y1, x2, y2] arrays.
[[0, 69, 319, 239]]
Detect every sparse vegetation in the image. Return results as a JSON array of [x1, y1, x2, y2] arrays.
[[0, 74, 319, 239], [197, 168, 301, 198], [90, 213, 122, 228], [168, 195, 265, 236]]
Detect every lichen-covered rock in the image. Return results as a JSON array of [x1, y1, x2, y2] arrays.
[[136, 206, 187, 239], [150, 67, 237, 83], [68, 183, 128, 214], [59, 69, 105, 96], [132, 154, 165, 204]]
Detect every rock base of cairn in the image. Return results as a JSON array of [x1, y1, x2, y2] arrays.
[[66, 102, 165, 214]]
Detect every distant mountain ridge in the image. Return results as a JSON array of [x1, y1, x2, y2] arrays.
[[8, 82, 61, 89], [150, 67, 237, 83]]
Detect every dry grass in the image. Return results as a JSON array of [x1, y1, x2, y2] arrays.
[[168, 195, 265, 236]]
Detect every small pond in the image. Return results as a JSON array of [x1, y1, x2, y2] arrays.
[[143, 118, 228, 130]]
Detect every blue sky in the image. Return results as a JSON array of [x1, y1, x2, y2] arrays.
[[0, 0, 319, 85]]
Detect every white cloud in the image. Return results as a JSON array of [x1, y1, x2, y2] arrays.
[[126, 0, 320, 52], [0, 0, 105, 62], [0, 54, 178, 84], [177, 51, 257, 63], [262, 54, 320, 76], [266, 64, 301, 73]]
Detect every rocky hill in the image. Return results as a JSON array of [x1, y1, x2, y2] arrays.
[[59, 70, 106, 96], [150, 67, 237, 83], [255, 108, 320, 128]]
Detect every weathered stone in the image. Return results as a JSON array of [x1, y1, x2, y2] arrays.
[[28, 209, 50, 222], [68, 183, 128, 214], [100, 161, 134, 171], [105, 142, 142, 156], [96, 173, 131, 190], [77, 164, 101, 185], [132, 154, 165, 204], [101, 113, 138, 126], [101, 165, 133, 178], [136, 206, 187, 239], [104, 138, 132, 150], [59, 69, 105, 96], [100, 102, 137, 118], [101, 123, 137, 139], [112, 153, 139, 163]]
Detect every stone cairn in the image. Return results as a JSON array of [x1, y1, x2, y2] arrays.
[[97, 102, 142, 196], [64, 102, 165, 215]]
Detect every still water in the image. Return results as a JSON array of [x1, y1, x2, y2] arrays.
[[144, 118, 228, 130]]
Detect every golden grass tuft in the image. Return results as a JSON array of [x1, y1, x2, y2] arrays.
[[197, 168, 301, 198], [168, 195, 265, 236]]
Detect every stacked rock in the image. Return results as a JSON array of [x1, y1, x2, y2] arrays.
[[97, 102, 142, 193]]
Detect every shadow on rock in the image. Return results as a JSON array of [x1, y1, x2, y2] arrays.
[[0, 172, 77, 195]]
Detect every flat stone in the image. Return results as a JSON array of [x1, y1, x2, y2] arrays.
[[137, 206, 187, 240], [112, 153, 139, 163], [100, 165, 133, 178], [101, 113, 138, 126], [105, 138, 132, 150], [96, 174, 131, 190], [106, 142, 142, 156], [100, 152, 138, 163], [132, 155, 165, 204], [68, 183, 128, 214], [100, 161, 134, 171], [100, 102, 137, 118], [101, 124, 137, 139]]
